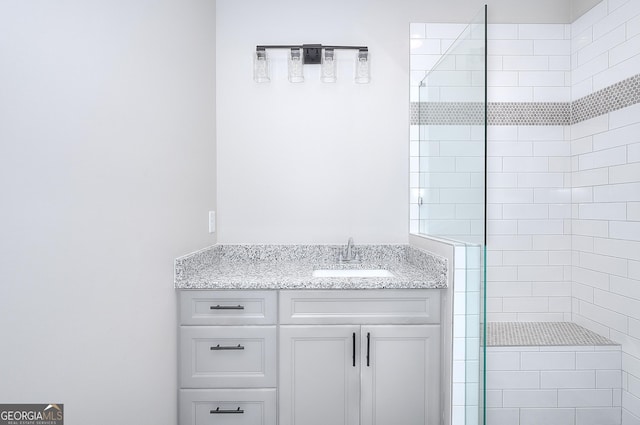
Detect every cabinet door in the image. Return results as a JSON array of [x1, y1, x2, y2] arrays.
[[280, 325, 360, 425], [361, 325, 440, 425]]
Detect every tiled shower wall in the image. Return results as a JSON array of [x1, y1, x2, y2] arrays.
[[411, 0, 640, 420], [568, 1, 640, 422]]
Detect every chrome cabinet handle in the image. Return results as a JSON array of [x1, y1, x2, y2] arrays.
[[210, 344, 245, 351], [210, 407, 244, 414], [210, 304, 244, 310]]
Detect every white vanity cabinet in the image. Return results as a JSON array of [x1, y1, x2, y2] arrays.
[[278, 290, 441, 425], [177, 289, 441, 425], [178, 290, 278, 425]]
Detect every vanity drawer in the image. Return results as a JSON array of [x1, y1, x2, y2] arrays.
[[279, 289, 440, 325], [180, 326, 277, 388], [179, 389, 276, 425], [180, 290, 277, 325]]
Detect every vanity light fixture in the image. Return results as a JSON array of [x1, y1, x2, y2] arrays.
[[288, 47, 304, 83], [253, 47, 270, 83], [254, 44, 369, 84], [320, 48, 336, 83]]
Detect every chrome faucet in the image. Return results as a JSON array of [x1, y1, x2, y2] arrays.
[[339, 237, 361, 263]]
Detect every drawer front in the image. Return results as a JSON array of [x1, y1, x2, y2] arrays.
[[279, 289, 441, 325], [179, 389, 276, 425], [180, 290, 277, 325], [180, 326, 277, 388]]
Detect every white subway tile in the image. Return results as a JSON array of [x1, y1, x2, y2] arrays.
[[503, 204, 549, 219], [410, 54, 442, 71], [488, 86, 534, 102], [409, 23, 426, 38], [597, 370, 623, 388], [578, 25, 626, 65], [610, 221, 640, 241], [549, 204, 572, 219], [609, 103, 640, 130], [503, 297, 549, 312], [533, 235, 572, 250], [489, 141, 533, 157], [425, 23, 467, 39], [594, 182, 640, 202], [503, 55, 549, 70], [534, 188, 571, 204], [487, 70, 519, 87], [579, 146, 627, 170], [581, 251, 628, 276], [503, 157, 549, 172], [610, 163, 640, 185], [572, 168, 609, 187], [519, 71, 567, 86], [488, 125, 519, 140], [573, 219, 609, 238], [534, 86, 572, 102], [573, 187, 594, 203], [504, 389, 559, 407], [595, 238, 640, 262], [549, 55, 571, 70], [577, 301, 628, 331], [577, 351, 623, 370], [518, 266, 565, 281], [488, 235, 533, 250], [534, 39, 571, 55], [533, 281, 572, 296], [487, 265, 518, 281], [628, 203, 640, 221], [487, 371, 540, 389], [487, 351, 521, 371], [579, 203, 627, 220], [576, 407, 621, 425], [573, 52, 609, 85], [593, 122, 640, 151], [573, 266, 611, 289], [573, 77, 594, 99], [559, 389, 614, 407], [622, 390, 640, 419], [610, 33, 640, 66], [520, 407, 575, 425], [594, 0, 640, 40], [574, 281, 596, 302], [573, 27, 595, 54], [486, 408, 519, 425], [541, 370, 596, 388], [573, 235, 596, 252], [572, 1, 608, 37], [518, 219, 565, 235], [549, 296, 572, 312], [630, 142, 640, 163], [594, 53, 640, 91], [522, 351, 576, 370], [489, 188, 534, 204], [519, 23, 567, 40], [628, 11, 640, 39], [489, 39, 535, 55], [572, 114, 610, 140]]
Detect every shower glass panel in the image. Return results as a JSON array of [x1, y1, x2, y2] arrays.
[[417, 5, 486, 425]]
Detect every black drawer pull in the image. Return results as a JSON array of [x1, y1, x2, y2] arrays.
[[210, 344, 245, 351], [210, 407, 244, 414], [210, 304, 245, 310]]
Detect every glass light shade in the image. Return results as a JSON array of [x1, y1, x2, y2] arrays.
[[288, 48, 304, 83], [321, 48, 336, 83], [355, 50, 370, 84], [253, 50, 270, 83]]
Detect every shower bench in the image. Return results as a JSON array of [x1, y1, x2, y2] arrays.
[[486, 322, 621, 425]]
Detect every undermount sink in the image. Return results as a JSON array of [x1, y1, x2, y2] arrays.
[[312, 269, 395, 278]]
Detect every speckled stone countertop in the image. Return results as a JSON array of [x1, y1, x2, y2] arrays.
[[174, 244, 447, 290]]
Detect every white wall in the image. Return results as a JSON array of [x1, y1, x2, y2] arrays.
[[215, 0, 586, 245], [0, 1, 216, 424]]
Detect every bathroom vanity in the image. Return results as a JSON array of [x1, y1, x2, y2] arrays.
[[175, 244, 447, 425]]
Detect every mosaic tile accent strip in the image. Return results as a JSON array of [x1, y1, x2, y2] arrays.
[[410, 73, 640, 126], [487, 322, 617, 347], [572, 74, 640, 124]]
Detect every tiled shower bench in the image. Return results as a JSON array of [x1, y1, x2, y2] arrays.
[[486, 322, 621, 425]]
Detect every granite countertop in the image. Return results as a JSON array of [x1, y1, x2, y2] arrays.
[[174, 244, 447, 290]]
